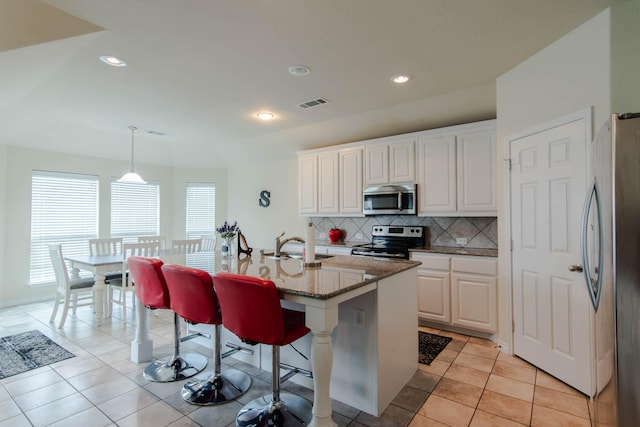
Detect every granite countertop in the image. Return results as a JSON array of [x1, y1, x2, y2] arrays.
[[410, 246, 498, 257], [163, 251, 420, 300]]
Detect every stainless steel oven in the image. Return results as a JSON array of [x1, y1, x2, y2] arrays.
[[362, 183, 416, 215], [351, 225, 425, 259]]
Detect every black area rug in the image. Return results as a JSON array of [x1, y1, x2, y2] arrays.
[[0, 330, 75, 379], [418, 331, 452, 365]]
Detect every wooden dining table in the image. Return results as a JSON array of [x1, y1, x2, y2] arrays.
[[64, 253, 124, 325]]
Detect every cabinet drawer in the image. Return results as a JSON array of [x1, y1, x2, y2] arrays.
[[411, 253, 450, 270], [451, 257, 497, 276]]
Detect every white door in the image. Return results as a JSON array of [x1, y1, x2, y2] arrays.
[[509, 115, 594, 395]]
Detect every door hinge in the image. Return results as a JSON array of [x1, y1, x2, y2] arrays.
[[505, 158, 512, 170], [510, 239, 513, 251]]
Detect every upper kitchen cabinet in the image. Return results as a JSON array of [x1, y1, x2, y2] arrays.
[[365, 138, 416, 185], [418, 120, 496, 216], [298, 153, 318, 214], [339, 147, 363, 214], [298, 147, 364, 217]]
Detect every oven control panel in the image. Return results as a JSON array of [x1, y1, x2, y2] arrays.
[[371, 225, 423, 238]]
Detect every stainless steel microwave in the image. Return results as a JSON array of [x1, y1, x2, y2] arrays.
[[363, 184, 417, 215]]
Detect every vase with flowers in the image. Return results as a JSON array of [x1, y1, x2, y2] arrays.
[[216, 220, 240, 257]]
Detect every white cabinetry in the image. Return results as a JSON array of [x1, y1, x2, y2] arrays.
[[298, 154, 318, 214], [416, 254, 451, 323], [365, 138, 415, 185], [411, 252, 497, 333], [318, 151, 339, 214], [417, 120, 496, 216], [298, 147, 363, 216], [339, 147, 363, 214]]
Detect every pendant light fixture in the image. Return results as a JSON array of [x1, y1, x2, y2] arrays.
[[117, 125, 146, 184]]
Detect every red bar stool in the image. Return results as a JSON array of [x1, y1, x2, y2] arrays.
[[161, 264, 252, 405], [213, 272, 313, 427], [127, 256, 207, 382]]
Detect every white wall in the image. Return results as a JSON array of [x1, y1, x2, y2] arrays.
[[0, 145, 7, 307], [495, 9, 612, 350], [611, 0, 640, 114], [227, 157, 305, 250]]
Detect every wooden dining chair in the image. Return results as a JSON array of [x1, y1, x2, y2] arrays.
[[109, 241, 161, 324], [200, 236, 216, 251], [88, 237, 123, 285], [88, 237, 123, 256], [138, 235, 166, 249], [49, 244, 95, 329], [171, 238, 202, 254]]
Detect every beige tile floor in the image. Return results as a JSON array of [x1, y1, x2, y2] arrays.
[[0, 301, 593, 427]]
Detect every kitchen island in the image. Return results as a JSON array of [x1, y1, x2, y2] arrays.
[[132, 251, 419, 426]]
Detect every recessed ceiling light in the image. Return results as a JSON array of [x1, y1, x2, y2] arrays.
[[288, 65, 310, 76], [99, 55, 127, 67], [391, 74, 412, 84], [257, 112, 274, 120]]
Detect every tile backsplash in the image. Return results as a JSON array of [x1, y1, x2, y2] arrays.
[[310, 216, 497, 249]]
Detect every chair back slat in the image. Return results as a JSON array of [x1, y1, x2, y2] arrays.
[[171, 238, 202, 254], [138, 235, 166, 249], [48, 244, 71, 292], [89, 238, 123, 256], [200, 236, 216, 251]]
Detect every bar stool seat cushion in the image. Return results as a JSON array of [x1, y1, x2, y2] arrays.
[[214, 273, 310, 346]]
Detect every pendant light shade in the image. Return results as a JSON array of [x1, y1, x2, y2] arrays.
[[117, 125, 146, 184]]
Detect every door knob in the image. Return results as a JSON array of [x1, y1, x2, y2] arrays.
[[568, 264, 584, 272]]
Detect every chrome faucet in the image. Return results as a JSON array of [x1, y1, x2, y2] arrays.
[[275, 231, 305, 257]]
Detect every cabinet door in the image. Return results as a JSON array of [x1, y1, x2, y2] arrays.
[[457, 130, 497, 214], [417, 135, 456, 214], [339, 148, 363, 214], [298, 154, 318, 214], [364, 143, 388, 185], [389, 138, 416, 183], [417, 269, 451, 323], [318, 152, 339, 214], [451, 273, 497, 333]]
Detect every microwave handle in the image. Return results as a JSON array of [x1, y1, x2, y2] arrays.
[[397, 192, 403, 211]]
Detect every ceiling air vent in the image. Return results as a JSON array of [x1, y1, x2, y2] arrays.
[[298, 97, 330, 109]]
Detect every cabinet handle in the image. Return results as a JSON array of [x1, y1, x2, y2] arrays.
[[568, 264, 584, 272]]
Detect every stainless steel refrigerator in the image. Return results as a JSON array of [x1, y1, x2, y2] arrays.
[[584, 112, 640, 426]]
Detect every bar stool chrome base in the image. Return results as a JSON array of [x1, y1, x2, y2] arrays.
[[236, 393, 312, 427], [143, 353, 207, 382], [181, 368, 251, 405]]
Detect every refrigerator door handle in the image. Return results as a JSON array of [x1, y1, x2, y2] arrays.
[[581, 177, 604, 311]]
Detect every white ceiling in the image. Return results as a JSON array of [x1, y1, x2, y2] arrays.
[[0, 0, 618, 168]]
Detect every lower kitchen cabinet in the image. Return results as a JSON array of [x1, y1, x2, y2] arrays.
[[416, 254, 451, 323], [412, 252, 497, 333]]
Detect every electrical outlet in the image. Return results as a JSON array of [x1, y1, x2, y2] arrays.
[[353, 308, 365, 326], [456, 237, 468, 245], [355, 233, 363, 240]]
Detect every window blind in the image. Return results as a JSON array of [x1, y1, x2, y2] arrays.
[[30, 171, 99, 285], [111, 180, 160, 244], [186, 182, 216, 239], [186, 182, 216, 271]]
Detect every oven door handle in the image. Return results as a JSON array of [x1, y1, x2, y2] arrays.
[[351, 250, 406, 259]]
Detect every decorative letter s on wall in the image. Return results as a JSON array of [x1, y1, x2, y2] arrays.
[[259, 190, 271, 207]]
